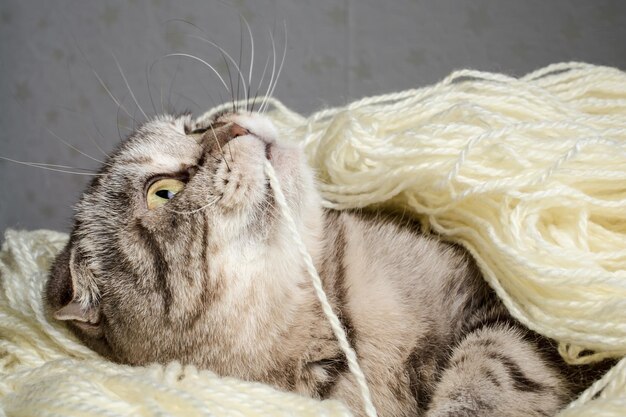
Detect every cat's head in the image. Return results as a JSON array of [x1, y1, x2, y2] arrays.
[[44, 111, 324, 374]]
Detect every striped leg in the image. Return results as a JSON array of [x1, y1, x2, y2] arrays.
[[425, 324, 569, 417]]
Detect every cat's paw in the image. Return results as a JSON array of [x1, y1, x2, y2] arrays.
[[425, 390, 494, 417]]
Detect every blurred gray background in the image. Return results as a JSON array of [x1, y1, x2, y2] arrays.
[[1, 0, 625, 233]]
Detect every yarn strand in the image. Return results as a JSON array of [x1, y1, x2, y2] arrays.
[[264, 161, 378, 417]]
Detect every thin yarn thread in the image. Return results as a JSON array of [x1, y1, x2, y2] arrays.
[[264, 161, 378, 417]]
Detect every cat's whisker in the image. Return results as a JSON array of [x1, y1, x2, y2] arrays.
[[220, 49, 236, 113], [242, 16, 255, 112], [165, 195, 221, 215], [189, 36, 249, 111], [208, 124, 230, 171], [172, 91, 203, 113], [227, 138, 235, 163], [261, 21, 287, 114], [91, 67, 138, 124], [46, 128, 105, 165], [132, 99, 139, 132], [146, 62, 159, 116], [266, 21, 288, 113], [11, 91, 109, 166], [116, 93, 125, 141], [167, 62, 182, 114], [162, 19, 233, 110], [238, 20, 244, 111], [190, 70, 219, 110], [70, 31, 138, 124], [112, 53, 149, 121], [87, 131, 110, 158], [250, 55, 271, 113], [24, 161, 95, 171], [164, 54, 231, 94], [0, 156, 103, 176], [259, 29, 277, 114], [54, 106, 111, 158]]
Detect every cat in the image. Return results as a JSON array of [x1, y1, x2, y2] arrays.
[[44, 110, 606, 417]]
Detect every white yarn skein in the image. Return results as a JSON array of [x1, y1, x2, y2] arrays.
[[264, 161, 378, 417], [260, 62, 626, 416]]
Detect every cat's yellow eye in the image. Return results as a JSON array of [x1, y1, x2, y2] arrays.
[[146, 178, 185, 210]]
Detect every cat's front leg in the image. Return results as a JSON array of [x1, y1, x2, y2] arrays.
[[425, 324, 569, 417]]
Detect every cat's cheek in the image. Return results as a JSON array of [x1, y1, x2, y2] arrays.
[[266, 144, 303, 181]]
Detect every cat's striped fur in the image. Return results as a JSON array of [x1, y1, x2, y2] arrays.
[[44, 112, 606, 416]]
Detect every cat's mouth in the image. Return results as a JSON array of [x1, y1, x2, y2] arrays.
[[228, 124, 274, 162]]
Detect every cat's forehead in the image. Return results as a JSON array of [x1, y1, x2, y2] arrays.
[[113, 115, 201, 173]]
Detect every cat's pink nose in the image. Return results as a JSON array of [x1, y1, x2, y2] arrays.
[[205, 122, 250, 154], [229, 123, 249, 139]]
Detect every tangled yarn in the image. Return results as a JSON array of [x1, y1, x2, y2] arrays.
[[2, 62, 625, 416], [264, 62, 626, 416]]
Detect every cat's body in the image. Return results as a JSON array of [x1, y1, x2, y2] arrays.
[[45, 111, 598, 416]]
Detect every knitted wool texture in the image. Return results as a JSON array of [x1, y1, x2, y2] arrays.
[[1, 62, 625, 416]]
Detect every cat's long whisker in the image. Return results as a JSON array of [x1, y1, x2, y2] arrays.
[[220, 50, 236, 113], [227, 136, 235, 163], [146, 62, 159, 116], [161, 19, 233, 109], [118, 125, 134, 132], [172, 91, 203, 112], [0, 157, 103, 176], [167, 62, 182, 114], [11, 92, 109, 166], [242, 16, 255, 112], [259, 29, 277, 114], [87, 132, 110, 158], [116, 92, 125, 141], [112, 53, 149, 121], [46, 128, 105, 165], [164, 54, 231, 93], [209, 124, 230, 171], [190, 36, 249, 111], [261, 22, 287, 114], [146, 57, 167, 114], [66, 116, 110, 159], [26, 162, 95, 171], [91, 68, 138, 124], [69, 30, 138, 124], [264, 21, 288, 113], [190, 70, 219, 110], [238, 21, 244, 110], [54, 105, 111, 158], [250, 55, 271, 113], [165, 196, 220, 215]]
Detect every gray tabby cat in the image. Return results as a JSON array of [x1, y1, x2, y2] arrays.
[[44, 111, 606, 417]]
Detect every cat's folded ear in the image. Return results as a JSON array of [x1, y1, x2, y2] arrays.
[[45, 241, 102, 338]]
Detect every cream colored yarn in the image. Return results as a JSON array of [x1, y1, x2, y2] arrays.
[[263, 61, 626, 416], [1, 62, 625, 416]]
